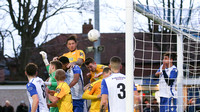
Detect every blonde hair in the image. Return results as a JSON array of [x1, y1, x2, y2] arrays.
[[55, 69, 66, 81]]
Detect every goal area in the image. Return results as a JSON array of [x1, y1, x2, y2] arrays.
[[126, 1, 200, 112]]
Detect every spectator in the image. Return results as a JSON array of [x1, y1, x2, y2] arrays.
[[143, 103, 152, 112], [16, 101, 28, 112], [0, 105, 2, 112], [2, 100, 14, 112], [151, 98, 159, 112]]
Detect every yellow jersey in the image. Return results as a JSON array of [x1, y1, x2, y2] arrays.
[[83, 79, 108, 112], [62, 49, 85, 63], [54, 82, 73, 112], [90, 64, 107, 82]]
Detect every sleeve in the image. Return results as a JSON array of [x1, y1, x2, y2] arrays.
[[54, 87, 66, 99], [51, 82, 58, 87], [26, 83, 38, 96], [134, 84, 137, 91], [82, 85, 98, 100], [73, 65, 81, 74], [101, 79, 108, 95], [46, 65, 50, 76], [152, 65, 162, 79], [79, 50, 85, 62]]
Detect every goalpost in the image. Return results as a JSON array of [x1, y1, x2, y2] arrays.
[[126, 1, 200, 112]]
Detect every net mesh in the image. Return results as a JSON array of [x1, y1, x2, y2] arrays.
[[133, 2, 200, 112]]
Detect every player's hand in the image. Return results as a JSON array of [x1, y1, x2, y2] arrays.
[[94, 72, 103, 78], [67, 62, 75, 68], [39, 51, 47, 59], [53, 56, 58, 61], [97, 94, 101, 99], [86, 73, 91, 79], [155, 72, 161, 77]]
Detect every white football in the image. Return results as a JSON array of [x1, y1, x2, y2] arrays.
[[88, 29, 100, 42]]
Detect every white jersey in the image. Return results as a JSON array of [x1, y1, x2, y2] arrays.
[[65, 65, 84, 99], [157, 65, 178, 98], [26, 77, 49, 112], [101, 73, 126, 112]]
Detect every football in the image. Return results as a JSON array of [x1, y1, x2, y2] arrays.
[[88, 29, 100, 42]]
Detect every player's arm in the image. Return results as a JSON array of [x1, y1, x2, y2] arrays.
[[48, 94, 59, 104], [82, 85, 99, 100], [70, 58, 84, 67], [31, 94, 39, 112], [69, 65, 81, 88], [39, 51, 49, 66], [134, 91, 141, 111], [69, 73, 79, 88], [100, 94, 108, 112], [100, 79, 108, 112], [27, 83, 39, 112]]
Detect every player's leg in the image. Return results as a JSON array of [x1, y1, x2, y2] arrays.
[[170, 98, 177, 112], [160, 97, 170, 112]]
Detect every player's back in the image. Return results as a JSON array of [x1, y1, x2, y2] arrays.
[[26, 77, 49, 112], [103, 73, 126, 112]]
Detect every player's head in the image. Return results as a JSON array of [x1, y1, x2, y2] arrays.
[[58, 56, 70, 71], [85, 57, 97, 72], [66, 35, 78, 52], [102, 67, 111, 78], [55, 69, 66, 81], [109, 56, 122, 72], [49, 60, 62, 74], [163, 52, 176, 65], [25, 63, 38, 77]]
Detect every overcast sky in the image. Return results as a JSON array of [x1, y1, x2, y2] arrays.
[[1, 0, 200, 57]]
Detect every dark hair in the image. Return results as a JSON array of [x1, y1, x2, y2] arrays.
[[85, 57, 95, 65], [55, 69, 66, 81], [103, 67, 111, 73], [58, 56, 70, 64], [66, 35, 77, 44], [164, 52, 177, 61], [50, 61, 62, 69], [25, 63, 38, 76]]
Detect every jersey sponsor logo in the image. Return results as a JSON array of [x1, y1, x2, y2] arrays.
[[27, 86, 33, 91], [88, 85, 93, 91], [56, 88, 61, 93], [112, 77, 125, 80], [69, 57, 73, 61], [80, 52, 84, 56]]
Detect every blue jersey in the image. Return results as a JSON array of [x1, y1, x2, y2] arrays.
[[156, 65, 178, 98], [65, 65, 84, 99], [26, 77, 49, 112]]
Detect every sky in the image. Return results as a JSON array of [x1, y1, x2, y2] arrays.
[[1, 0, 200, 57]]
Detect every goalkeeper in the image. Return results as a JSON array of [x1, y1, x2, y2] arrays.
[[40, 51, 62, 112], [154, 52, 177, 112]]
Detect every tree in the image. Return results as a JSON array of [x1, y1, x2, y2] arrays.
[[2, 0, 86, 80], [143, 0, 195, 52]]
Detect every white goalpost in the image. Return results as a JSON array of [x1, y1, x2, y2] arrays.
[[125, 0, 134, 112]]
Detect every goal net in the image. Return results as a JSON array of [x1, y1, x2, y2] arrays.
[[132, 2, 200, 112]]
